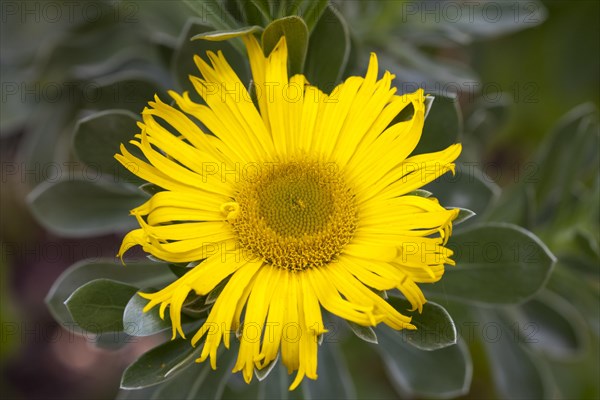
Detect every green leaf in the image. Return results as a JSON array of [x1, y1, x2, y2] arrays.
[[426, 223, 556, 305], [386, 297, 457, 351], [301, 0, 329, 33], [172, 19, 248, 103], [121, 337, 199, 389], [304, 5, 350, 91], [413, 93, 462, 155], [517, 291, 587, 358], [532, 103, 598, 210], [46, 259, 174, 330], [477, 309, 548, 399], [65, 279, 138, 334], [376, 327, 471, 398], [249, 0, 272, 22], [27, 179, 146, 237], [123, 291, 172, 337], [346, 321, 378, 344], [191, 26, 263, 41], [86, 73, 166, 113], [73, 109, 143, 184], [183, 0, 240, 31], [453, 208, 477, 226], [426, 163, 500, 222], [301, 342, 356, 399], [262, 16, 308, 75], [150, 342, 238, 399]]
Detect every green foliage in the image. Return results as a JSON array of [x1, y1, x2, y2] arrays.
[[27, 180, 147, 237], [304, 5, 350, 91], [123, 291, 173, 337], [387, 297, 457, 351], [73, 110, 143, 184], [262, 16, 308, 75], [416, 94, 462, 154], [121, 338, 200, 389], [427, 223, 555, 305], [376, 328, 472, 398], [65, 279, 138, 333]]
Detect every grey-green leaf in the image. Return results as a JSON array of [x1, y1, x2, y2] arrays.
[[73, 109, 143, 184], [123, 291, 172, 337], [453, 208, 477, 226], [192, 26, 263, 41], [121, 338, 199, 389], [46, 259, 174, 329], [426, 163, 501, 219], [27, 180, 146, 237], [413, 93, 462, 155], [262, 16, 308, 76], [376, 327, 471, 398], [477, 309, 548, 399], [304, 5, 350, 91], [346, 321, 378, 344], [517, 291, 587, 358], [426, 223, 556, 305], [65, 279, 138, 334], [183, 0, 240, 31], [386, 297, 457, 351]]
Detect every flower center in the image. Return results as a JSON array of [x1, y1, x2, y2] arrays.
[[229, 161, 357, 271]]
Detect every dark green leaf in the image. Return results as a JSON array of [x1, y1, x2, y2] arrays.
[[426, 223, 556, 305], [477, 309, 548, 399], [123, 291, 172, 337], [453, 208, 476, 226], [20, 102, 73, 187], [151, 341, 238, 399], [73, 109, 143, 184], [249, 0, 272, 22], [304, 5, 350, 91], [386, 297, 457, 351], [46, 259, 174, 330], [301, 0, 329, 33], [532, 103, 598, 211], [183, 0, 240, 30], [262, 16, 308, 75], [413, 93, 462, 155], [376, 327, 471, 398], [65, 279, 138, 333], [27, 179, 146, 237], [121, 337, 199, 389], [517, 291, 587, 358], [426, 163, 500, 221], [86, 73, 166, 113]]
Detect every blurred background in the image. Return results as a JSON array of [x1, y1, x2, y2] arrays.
[[1, 1, 598, 399]]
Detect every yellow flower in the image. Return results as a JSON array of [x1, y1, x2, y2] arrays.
[[116, 34, 461, 390]]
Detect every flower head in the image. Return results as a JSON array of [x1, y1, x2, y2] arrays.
[[116, 34, 461, 390]]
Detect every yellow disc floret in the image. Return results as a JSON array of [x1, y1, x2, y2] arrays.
[[230, 160, 357, 271]]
